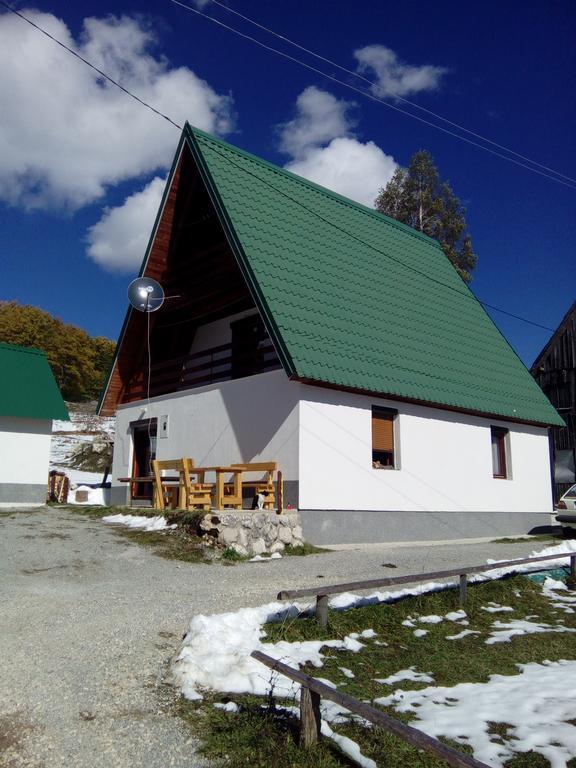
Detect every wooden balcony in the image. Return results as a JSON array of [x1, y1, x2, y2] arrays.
[[122, 340, 281, 403]]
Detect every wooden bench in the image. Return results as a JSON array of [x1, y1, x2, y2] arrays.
[[151, 458, 213, 511], [231, 462, 279, 510]]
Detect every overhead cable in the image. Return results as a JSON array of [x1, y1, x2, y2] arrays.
[[168, 0, 576, 190], [205, 0, 576, 186]]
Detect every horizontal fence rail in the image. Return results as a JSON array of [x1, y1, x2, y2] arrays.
[[251, 650, 490, 768], [277, 551, 576, 627]]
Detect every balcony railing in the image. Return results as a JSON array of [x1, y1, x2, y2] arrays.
[[123, 340, 280, 402]]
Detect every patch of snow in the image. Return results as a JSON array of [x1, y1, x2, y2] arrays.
[[445, 630, 481, 641], [481, 603, 514, 614], [213, 701, 239, 713], [374, 660, 576, 767], [413, 629, 428, 638], [172, 601, 369, 702], [402, 619, 415, 627], [445, 610, 467, 622], [418, 614, 443, 624], [485, 618, 576, 645], [320, 720, 377, 768], [375, 667, 434, 686], [102, 514, 176, 532], [359, 628, 377, 638], [339, 667, 355, 679], [249, 552, 284, 562], [52, 466, 104, 486], [67, 485, 107, 505]]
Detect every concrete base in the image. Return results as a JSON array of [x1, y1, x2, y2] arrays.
[[299, 509, 554, 545], [0, 483, 46, 506]]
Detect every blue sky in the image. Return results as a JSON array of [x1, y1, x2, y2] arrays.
[[1, 0, 574, 366]]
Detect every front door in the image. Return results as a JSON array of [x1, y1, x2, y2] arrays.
[[131, 420, 157, 501]]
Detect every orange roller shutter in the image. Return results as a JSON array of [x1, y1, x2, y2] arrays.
[[372, 412, 394, 452]]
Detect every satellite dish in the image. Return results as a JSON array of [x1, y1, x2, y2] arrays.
[[127, 277, 165, 312]]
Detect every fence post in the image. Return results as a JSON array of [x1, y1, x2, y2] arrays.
[[300, 685, 321, 747], [316, 594, 329, 628], [459, 574, 467, 607]]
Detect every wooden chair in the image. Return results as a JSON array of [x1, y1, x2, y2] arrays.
[[152, 459, 187, 511], [183, 460, 213, 510], [231, 462, 278, 510]]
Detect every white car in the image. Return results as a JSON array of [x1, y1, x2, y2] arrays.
[[555, 483, 576, 536]]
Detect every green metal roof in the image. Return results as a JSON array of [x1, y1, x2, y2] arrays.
[[0, 343, 69, 421], [135, 124, 556, 427]]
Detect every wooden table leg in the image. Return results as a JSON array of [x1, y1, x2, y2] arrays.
[[215, 471, 224, 509]]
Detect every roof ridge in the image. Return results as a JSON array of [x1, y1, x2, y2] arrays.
[[187, 124, 443, 251], [0, 341, 45, 356]]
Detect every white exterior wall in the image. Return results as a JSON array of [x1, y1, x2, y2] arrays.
[[112, 369, 301, 486], [298, 386, 553, 513], [0, 416, 52, 505], [0, 417, 52, 484]]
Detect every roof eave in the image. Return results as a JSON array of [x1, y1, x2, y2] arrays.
[[291, 375, 564, 429]]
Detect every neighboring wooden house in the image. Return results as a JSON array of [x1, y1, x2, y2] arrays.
[[98, 124, 563, 543], [531, 300, 575, 500], [0, 343, 68, 506]]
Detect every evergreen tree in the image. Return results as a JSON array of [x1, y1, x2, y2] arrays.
[[375, 150, 477, 282], [0, 301, 115, 401]]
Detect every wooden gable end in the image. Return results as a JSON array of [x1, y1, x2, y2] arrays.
[[98, 140, 280, 416]]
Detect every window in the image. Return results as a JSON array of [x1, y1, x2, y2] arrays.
[[372, 406, 397, 468], [491, 426, 508, 479]]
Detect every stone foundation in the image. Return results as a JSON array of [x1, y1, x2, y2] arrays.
[[199, 510, 304, 557]]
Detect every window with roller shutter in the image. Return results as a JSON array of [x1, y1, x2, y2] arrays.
[[372, 406, 397, 468]]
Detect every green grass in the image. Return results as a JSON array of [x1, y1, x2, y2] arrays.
[[491, 533, 562, 544], [181, 574, 576, 768], [283, 542, 329, 556]]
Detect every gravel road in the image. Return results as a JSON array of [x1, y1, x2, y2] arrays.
[[0, 506, 544, 767]]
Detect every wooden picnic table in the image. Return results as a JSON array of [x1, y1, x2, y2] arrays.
[[191, 466, 244, 509]]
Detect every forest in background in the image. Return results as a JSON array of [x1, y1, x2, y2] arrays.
[[0, 301, 115, 402]]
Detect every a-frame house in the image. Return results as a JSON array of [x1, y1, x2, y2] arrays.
[[99, 124, 563, 543]]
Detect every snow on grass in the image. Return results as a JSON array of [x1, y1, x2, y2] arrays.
[[417, 614, 443, 624], [485, 618, 576, 645], [374, 659, 576, 768], [102, 514, 176, 532], [413, 629, 428, 638], [445, 629, 481, 641], [445, 609, 467, 621], [481, 603, 514, 613], [375, 667, 434, 686], [172, 540, 576, 767], [339, 667, 355, 679], [249, 553, 283, 562], [320, 720, 377, 768]]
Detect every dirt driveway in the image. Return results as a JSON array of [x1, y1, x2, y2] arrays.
[[0, 506, 540, 767]]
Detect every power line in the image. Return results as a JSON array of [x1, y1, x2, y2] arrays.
[[206, 0, 576, 186], [0, 0, 182, 131], [0, 0, 557, 333], [168, 0, 576, 191]]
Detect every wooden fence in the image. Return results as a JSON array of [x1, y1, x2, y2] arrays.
[[251, 650, 490, 767], [278, 551, 576, 628]]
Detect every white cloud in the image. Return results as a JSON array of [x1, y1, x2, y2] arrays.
[[279, 87, 397, 207], [0, 10, 234, 209], [285, 137, 397, 208], [354, 44, 447, 99], [278, 86, 354, 158], [86, 176, 165, 272]]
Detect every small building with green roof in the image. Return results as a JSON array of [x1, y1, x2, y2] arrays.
[[99, 124, 562, 543], [0, 342, 68, 506]]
